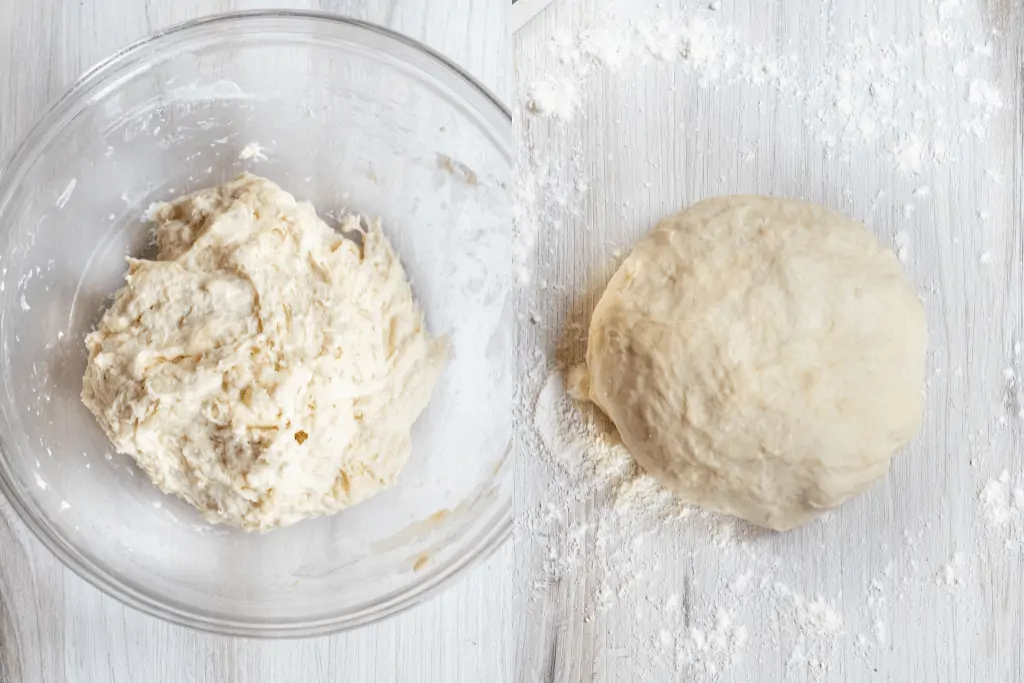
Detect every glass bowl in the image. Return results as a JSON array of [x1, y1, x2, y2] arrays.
[[0, 11, 511, 636]]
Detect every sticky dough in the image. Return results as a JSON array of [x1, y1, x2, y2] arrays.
[[81, 174, 448, 530]]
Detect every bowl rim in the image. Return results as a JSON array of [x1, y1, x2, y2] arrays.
[[0, 9, 512, 638]]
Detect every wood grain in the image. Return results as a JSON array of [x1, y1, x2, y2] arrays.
[[513, 0, 1024, 681], [0, 1, 510, 682]]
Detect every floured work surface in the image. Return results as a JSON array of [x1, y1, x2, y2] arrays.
[[513, 0, 1024, 680]]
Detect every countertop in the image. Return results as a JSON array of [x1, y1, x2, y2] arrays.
[[513, 0, 1024, 681], [0, 1, 510, 682]]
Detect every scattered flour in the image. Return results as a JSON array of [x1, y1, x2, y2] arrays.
[[515, 0, 1019, 679], [525, 77, 581, 121], [967, 79, 1004, 113], [936, 552, 966, 590], [521, 5, 1006, 168], [523, 366, 889, 679], [792, 593, 843, 635], [520, 358, 1003, 679], [532, 368, 685, 516], [238, 141, 269, 162], [674, 609, 749, 676], [894, 231, 911, 263], [512, 150, 587, 286], [978, 470, 1024, 549], [514, 3, 1008, 288]]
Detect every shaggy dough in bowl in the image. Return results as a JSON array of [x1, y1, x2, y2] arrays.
[[585, 195, 926, 531], [81, 174, 448, 530]]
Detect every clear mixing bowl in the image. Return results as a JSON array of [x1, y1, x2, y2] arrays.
[[0, 11, 511, 636]]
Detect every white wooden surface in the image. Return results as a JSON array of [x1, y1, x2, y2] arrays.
[[514, 0, 1023, 681], [0, 2, 510, 682]]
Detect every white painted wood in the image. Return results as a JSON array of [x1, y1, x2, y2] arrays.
[[511, 0, 559, 33], [0, 1, 510, 682], [513, 0, 1024, 681]]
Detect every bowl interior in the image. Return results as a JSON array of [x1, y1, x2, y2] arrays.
[[0, 14, 511, 633]]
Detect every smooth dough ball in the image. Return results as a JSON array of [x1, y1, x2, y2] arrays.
[[586, 195, 926, 531], [82, 174, 448, 530]]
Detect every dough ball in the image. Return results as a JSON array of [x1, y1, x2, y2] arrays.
[[586, 195, 926, 531], [82, 174, 448, 530]]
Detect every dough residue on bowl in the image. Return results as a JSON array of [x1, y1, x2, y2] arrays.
[[81, 173, 448, 530]]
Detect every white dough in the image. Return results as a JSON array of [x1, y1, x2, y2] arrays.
[[586, 195, 926, 531], [82, 174, 448, 530]]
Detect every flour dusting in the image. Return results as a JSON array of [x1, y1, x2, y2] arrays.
[[238, 141, 269, 162], [978, 470, 1024, 549], [515, 0, 1019, 679]]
